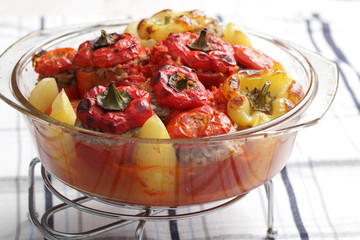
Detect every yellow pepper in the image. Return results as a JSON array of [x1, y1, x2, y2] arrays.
[[137, 9, 210, 41], [124, 20, 157, 48], [222, 69, 304, 129]]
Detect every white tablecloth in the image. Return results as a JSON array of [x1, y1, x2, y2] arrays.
[[1, 0, 360, 239]]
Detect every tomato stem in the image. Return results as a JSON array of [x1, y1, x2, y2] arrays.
[[247, 81, 275, 114], [167, 72, 198, 92], [187, 28, 213, 52], [91, 30, 121, 50], [164, 14, 171, 25], [96, 82, 132, 111]]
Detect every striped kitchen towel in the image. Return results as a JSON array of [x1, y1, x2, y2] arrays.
[[0, 7, 359, 240]]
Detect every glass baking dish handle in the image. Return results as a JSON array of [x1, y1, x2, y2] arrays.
[[274, 45, 339, 134]]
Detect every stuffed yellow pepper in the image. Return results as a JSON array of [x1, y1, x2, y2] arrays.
[[222, 69, 304, 129]]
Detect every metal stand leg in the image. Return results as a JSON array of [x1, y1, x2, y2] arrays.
[[28, 157, 58, 240], [135, 209, 153, 240], [265, 179, 278, 239]]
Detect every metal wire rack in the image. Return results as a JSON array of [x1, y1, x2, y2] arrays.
[[28, 157, 278, 239]]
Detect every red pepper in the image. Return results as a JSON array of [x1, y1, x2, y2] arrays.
[[76, 82, 152, 135], [207, 86, 228, 114], [73, 30, 143, 68], [32, 48, 77, 76], [166, 105, 232, 138], [61, 84, 80, 100], [73, 30, 150, 97], [233, 45, 274, 70], [150, 65, 208, 110], [32, 48, 80, 99], [76, 66, 146, 97], [151, 29, 237, 89]]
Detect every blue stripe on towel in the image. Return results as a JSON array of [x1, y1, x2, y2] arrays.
[[168, 209, 181, 240], [308, 14, 360, 112], [281, 167, 309, 240]]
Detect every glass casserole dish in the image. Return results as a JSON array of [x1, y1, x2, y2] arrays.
[[0, 21, 338, 207]]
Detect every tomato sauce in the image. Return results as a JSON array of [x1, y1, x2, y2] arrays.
[[33, 120, 296, 207]]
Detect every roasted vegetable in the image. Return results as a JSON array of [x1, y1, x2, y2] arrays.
[[29, 77, 59, 112], [223, 22, 251, 47], [73, 30, 143, 68], [32, 48, 77, 76], [137, 9, 210, 41], [150, 65, 208, 110], [151, 29, 237, 88], [166, 105, 232, 138], [133, 115, 177, 196], [50, 89, 76, 125], [124, 20, 157, 48], [76, 61, 147, 97], [233, 44, 274, 70], [73, 30, 150, 97], [222, 69, 304, 129], [32, 48, 80, 99], [76, 82, 153, 135]]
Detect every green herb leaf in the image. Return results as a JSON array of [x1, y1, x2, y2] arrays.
[[187, 28, 213, 52], [91, 30, 121, 50], [167, 72, 197, 92], [247, 81, 276, 114], [97, 82, 132, 111]]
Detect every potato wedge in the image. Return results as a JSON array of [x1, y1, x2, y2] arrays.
[[50, 89, 76, 125], [29, 77, 59, 112], [223, 22, 251, 47], [133, 115, 177, 196]]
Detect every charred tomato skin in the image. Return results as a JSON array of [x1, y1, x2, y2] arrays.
[[73, 33, 143, 68], [233, 44, 274, 70], [151, 32, 237, 89], [77, 85, 152, 135], [33, 48, 77, 76], [166, 105, 232, 138], [150, 65, 208, 110]]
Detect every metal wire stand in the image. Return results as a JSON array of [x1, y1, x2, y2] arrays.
[[28, 157, 278, 239]]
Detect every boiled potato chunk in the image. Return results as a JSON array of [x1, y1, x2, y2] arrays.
[[29, 77, 58, 112], [50, 89, 76, 125], [133, 115, 177, 195], [136, 115, 172, 141], [223, 22, 251, 47], [42, 125, 77, 174], [134, 115, 177, 166], [124, 20, 139, 36]]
